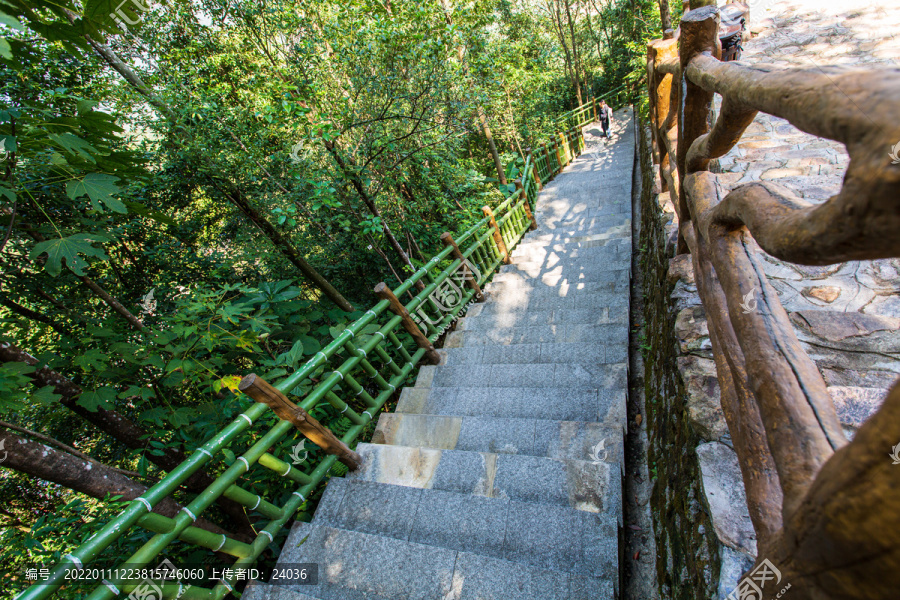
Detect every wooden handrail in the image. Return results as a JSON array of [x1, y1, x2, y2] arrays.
[[647, 5, 900, 596]]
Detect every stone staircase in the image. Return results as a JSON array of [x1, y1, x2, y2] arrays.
[[244, 109, 636, 600]]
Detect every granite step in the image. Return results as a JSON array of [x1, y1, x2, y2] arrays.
[[484, 278, 629, 297], [475, 291, 629, 312], [446, 323, 629, 348], [348, 444, 621, 517], [243, 520, 616, 600], [499, 259, 632, 279], [371, 413, 624, 464], [395, 385, 626, 426], [445, 304, 628, 329]]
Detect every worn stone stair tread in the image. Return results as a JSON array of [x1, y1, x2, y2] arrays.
[[439, 306, 628, 331], [473, 291, 629, 314], [310, 478, 618, 579], [247, 521, 615, 600], [395, 384, 626, 425], [348, 443, 621, 518], [446, 322, 628, 346], [371, 412, 624, 463]]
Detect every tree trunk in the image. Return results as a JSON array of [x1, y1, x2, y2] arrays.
[[439, 0, 508, 186], [659, 0, 672, 32], [0, 428, 227, 536], [323, 140, 426, 291], [563, 0, 585, 105]]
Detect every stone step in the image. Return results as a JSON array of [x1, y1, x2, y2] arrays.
[[510, 239, 630, 260], [349, 445, 621, 518], [437, 341, 607, 366], [475, 291, 629, 313], [451, 303, 628, 328], [446, 322, 629, 349], [245, 520, 615, 600], [500, 259, 632, 278], [485, 277, 629, 296], [372, 413, 624, 464], [395, 384, 626, 426], [506, 228, 631, 248]]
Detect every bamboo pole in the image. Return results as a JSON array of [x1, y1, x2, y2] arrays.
[[239, 374, 363, 470]]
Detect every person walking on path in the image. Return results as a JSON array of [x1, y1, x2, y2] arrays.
[[599, 100, 613, 138]]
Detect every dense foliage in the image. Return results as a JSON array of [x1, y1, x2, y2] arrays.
[[0, 0, 662, 595]]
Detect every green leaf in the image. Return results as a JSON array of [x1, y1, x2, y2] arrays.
[[32, 385, 62, 406], [49, 132, 99, 163], [168, 407, 195, 428], [67, 173, 126, 213], [0, 12, 24, 31], [30, 233, 109, 276], [0, 39, 10, 60], [77, 386, 116, 411], [299, 335, 320, 355]]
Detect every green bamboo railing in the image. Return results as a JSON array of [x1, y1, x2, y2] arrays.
[[16, 115, 592, 600]]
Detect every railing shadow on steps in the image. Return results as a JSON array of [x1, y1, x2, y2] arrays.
[[647, 5, 900, 598], [17, 101, 603, 600]]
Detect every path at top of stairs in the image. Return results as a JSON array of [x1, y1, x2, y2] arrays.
[[245, 109, 636, 600]]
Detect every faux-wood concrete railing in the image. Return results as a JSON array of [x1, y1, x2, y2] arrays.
[[647, 6, 900, 599]]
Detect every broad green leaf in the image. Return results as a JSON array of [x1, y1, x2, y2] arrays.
[[67, 173, 126, 213], [299, 335, 320, 354], [77, 386, 116, 411], [32, 385, 62, 406], [0, 39, 10, 60], [30, 233, 109, 276], [49, 132, 99, 163]]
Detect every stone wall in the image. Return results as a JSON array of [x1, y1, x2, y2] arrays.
[[636, 120, 720, 600]]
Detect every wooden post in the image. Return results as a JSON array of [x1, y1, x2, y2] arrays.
[[514, 180, 538, 231], [556, 132, 566, 167], [482, 206, 511, 264], [526, 148, 542, 189], [373, 283, 441, 364], [239, 374, 363, 471], [440, 232, 483, 299]]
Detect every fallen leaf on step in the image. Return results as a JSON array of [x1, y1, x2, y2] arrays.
[[635, 413, 643, 426], [628, 524, 642, 531], [633, 550, 641, 560]]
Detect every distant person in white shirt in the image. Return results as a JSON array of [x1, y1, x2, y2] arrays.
[[599, 100, 613, 138]]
